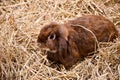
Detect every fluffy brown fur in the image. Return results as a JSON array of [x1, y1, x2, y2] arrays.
[[37, 15, 119, 69]]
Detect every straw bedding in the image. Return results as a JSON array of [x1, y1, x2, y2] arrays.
[[0, 0, 120, 80]]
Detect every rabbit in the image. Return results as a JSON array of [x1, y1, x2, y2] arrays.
[[37, 15, 119, 69]]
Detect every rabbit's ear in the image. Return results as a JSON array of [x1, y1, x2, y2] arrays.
[[58, 36, 79, 69], [58, 37, 72, 68], [58, 37, 68, 62], [58, 25, 69, 41]]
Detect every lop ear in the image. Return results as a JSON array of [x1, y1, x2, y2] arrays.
[[58, 24, 69, 41], [58, 37, 68, 67], [58, 37, 80, 69]]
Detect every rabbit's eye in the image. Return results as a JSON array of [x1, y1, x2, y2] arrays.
[[48, 33, 56, 40]]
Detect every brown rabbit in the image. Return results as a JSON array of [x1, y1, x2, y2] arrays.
[[37, 15, 119, 69]]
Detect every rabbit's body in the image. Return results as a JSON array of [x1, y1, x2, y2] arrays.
[[68, 15, 118, 42], [37, 15, 118, 69]]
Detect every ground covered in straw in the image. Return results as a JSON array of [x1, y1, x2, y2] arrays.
[[0, 0, 120, 80]]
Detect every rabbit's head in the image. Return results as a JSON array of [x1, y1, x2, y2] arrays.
[[37, 22, 69, 54]]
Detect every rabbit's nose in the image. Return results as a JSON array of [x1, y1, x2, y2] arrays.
[[37, 43, 48, 49]]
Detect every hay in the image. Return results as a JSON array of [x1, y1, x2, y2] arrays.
[[0, 0, 120, 80]]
